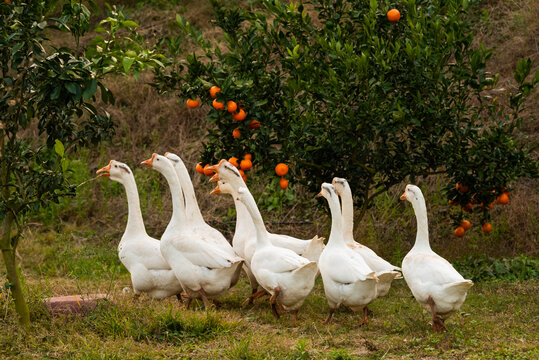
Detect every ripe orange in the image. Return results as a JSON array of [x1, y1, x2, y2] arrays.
[[227, 101, 238, 113], [249, 120, 261, 129], [453, 226, 465, 237], [203, 164, 215, 176], [280, 177, 289, 190], [232, 127, 240, 139], [460, 220, 471, 231], [240, 159, 252, 171], [482, 222, 492, 233], [195, 163, 204, 174], [186, 98, 200, 108], [275, 163, 289, 177], [213, 99, 225, 110], [209, 86, 221, 99], [456, 182, 469, 193], [243, 153, 252, 161], [462, 203, 473, 212], [387, 9, 400, 22], [228, 157, 239, 168], [239, 169, 247, 182], [232, 108, 246, 121], [497, 193, 509, 205]]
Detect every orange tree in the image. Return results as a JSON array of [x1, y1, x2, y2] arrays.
[[153, 0, 538, 227], [0, 1, 159, 325]]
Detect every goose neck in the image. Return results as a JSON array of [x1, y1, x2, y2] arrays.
[[174, 161, 205, 224], [411, 198, 431, 251], [122, 175, 147, 236], [327, 194, 346, 247], [232, 196, 256, 238], [159, 165, 186, 225], [339, 186, 356, 244], [237, 190, 271, 248]]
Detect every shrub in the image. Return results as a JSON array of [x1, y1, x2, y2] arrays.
[[153, 0, 538, 227], [454, 255, 539, 282]]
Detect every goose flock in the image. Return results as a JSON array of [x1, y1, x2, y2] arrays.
[[96, 154, 473, 333]]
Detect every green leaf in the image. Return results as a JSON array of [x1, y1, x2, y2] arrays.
[[54, 140, 65, 158], [122, 57, 135, 73], [65, 82, 78, 95], [82, 78, 97, 101], [122, 20, 139, 28]]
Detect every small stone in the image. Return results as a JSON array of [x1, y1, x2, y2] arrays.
[[44, 294, 110, 315]]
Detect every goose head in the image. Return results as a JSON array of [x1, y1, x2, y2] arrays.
[[316, 182, 337, 201], [96, 160, 133, 184], [400, 184, 424, 204], [207, 160, 244, 195], [164, 152, 182, 166], [140, 153, 172, 174], [331, 177, 348, 196]]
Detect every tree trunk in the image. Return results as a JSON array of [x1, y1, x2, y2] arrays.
[[1, 213, 30, 326]]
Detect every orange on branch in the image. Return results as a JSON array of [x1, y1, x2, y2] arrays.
[[213, 99, 225, 110], [460, 220, 471, 231], [227, 101, 238, 113], [186, 98, 200, 108], [249, 120, 261, 129], [275, 163, 289, 177], [203, 164, 215, 176], [454, 226, 465, 237], [228, 157, 239, 168], [232, 109, 246, 121], [497, 193, 509, 205], [280, 177, 289, 190], [209, 86, 221, 98], [240, 159, 252, 171], [387, 9, 400, 22]]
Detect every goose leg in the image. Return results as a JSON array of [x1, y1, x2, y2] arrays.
[[358, 307, 369, 327], [427, 296, 446, 333], [185, 297, 193, 310], [269, 286, 281, 319], [242, 289, 269, 306], [198, 289, 213, 310], [176, 293, 184, 305], [292, 310, 299, 323], [133, 293, 141, 302], [324, 308, 335, 324]]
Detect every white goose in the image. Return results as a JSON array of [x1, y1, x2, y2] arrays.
[[141, 153, 243, 308], [332, 177, 401, 297], [164, 152, 234, 249], [96, 160, 183, 300], [317, 183, 378, 324], [400, 184, 473, 332], [232, 183, 318, 321], [208, 160, 324, 302]]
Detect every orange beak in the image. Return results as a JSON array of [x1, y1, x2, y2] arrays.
[[400, 192, 407, 200], [141, 153, 157, 167], [210, 183, 221, 194], [315, 192, 322, 198], [207, 159, 227, 173], [164, 152, 170, 156], [96, 160, 113, 177], [209, 173, 219, 182]]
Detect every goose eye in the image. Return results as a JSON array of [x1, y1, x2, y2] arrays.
[[114, 165, 117, 168]]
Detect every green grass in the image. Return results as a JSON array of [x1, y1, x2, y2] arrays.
[[1, 230, 538, 360]]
